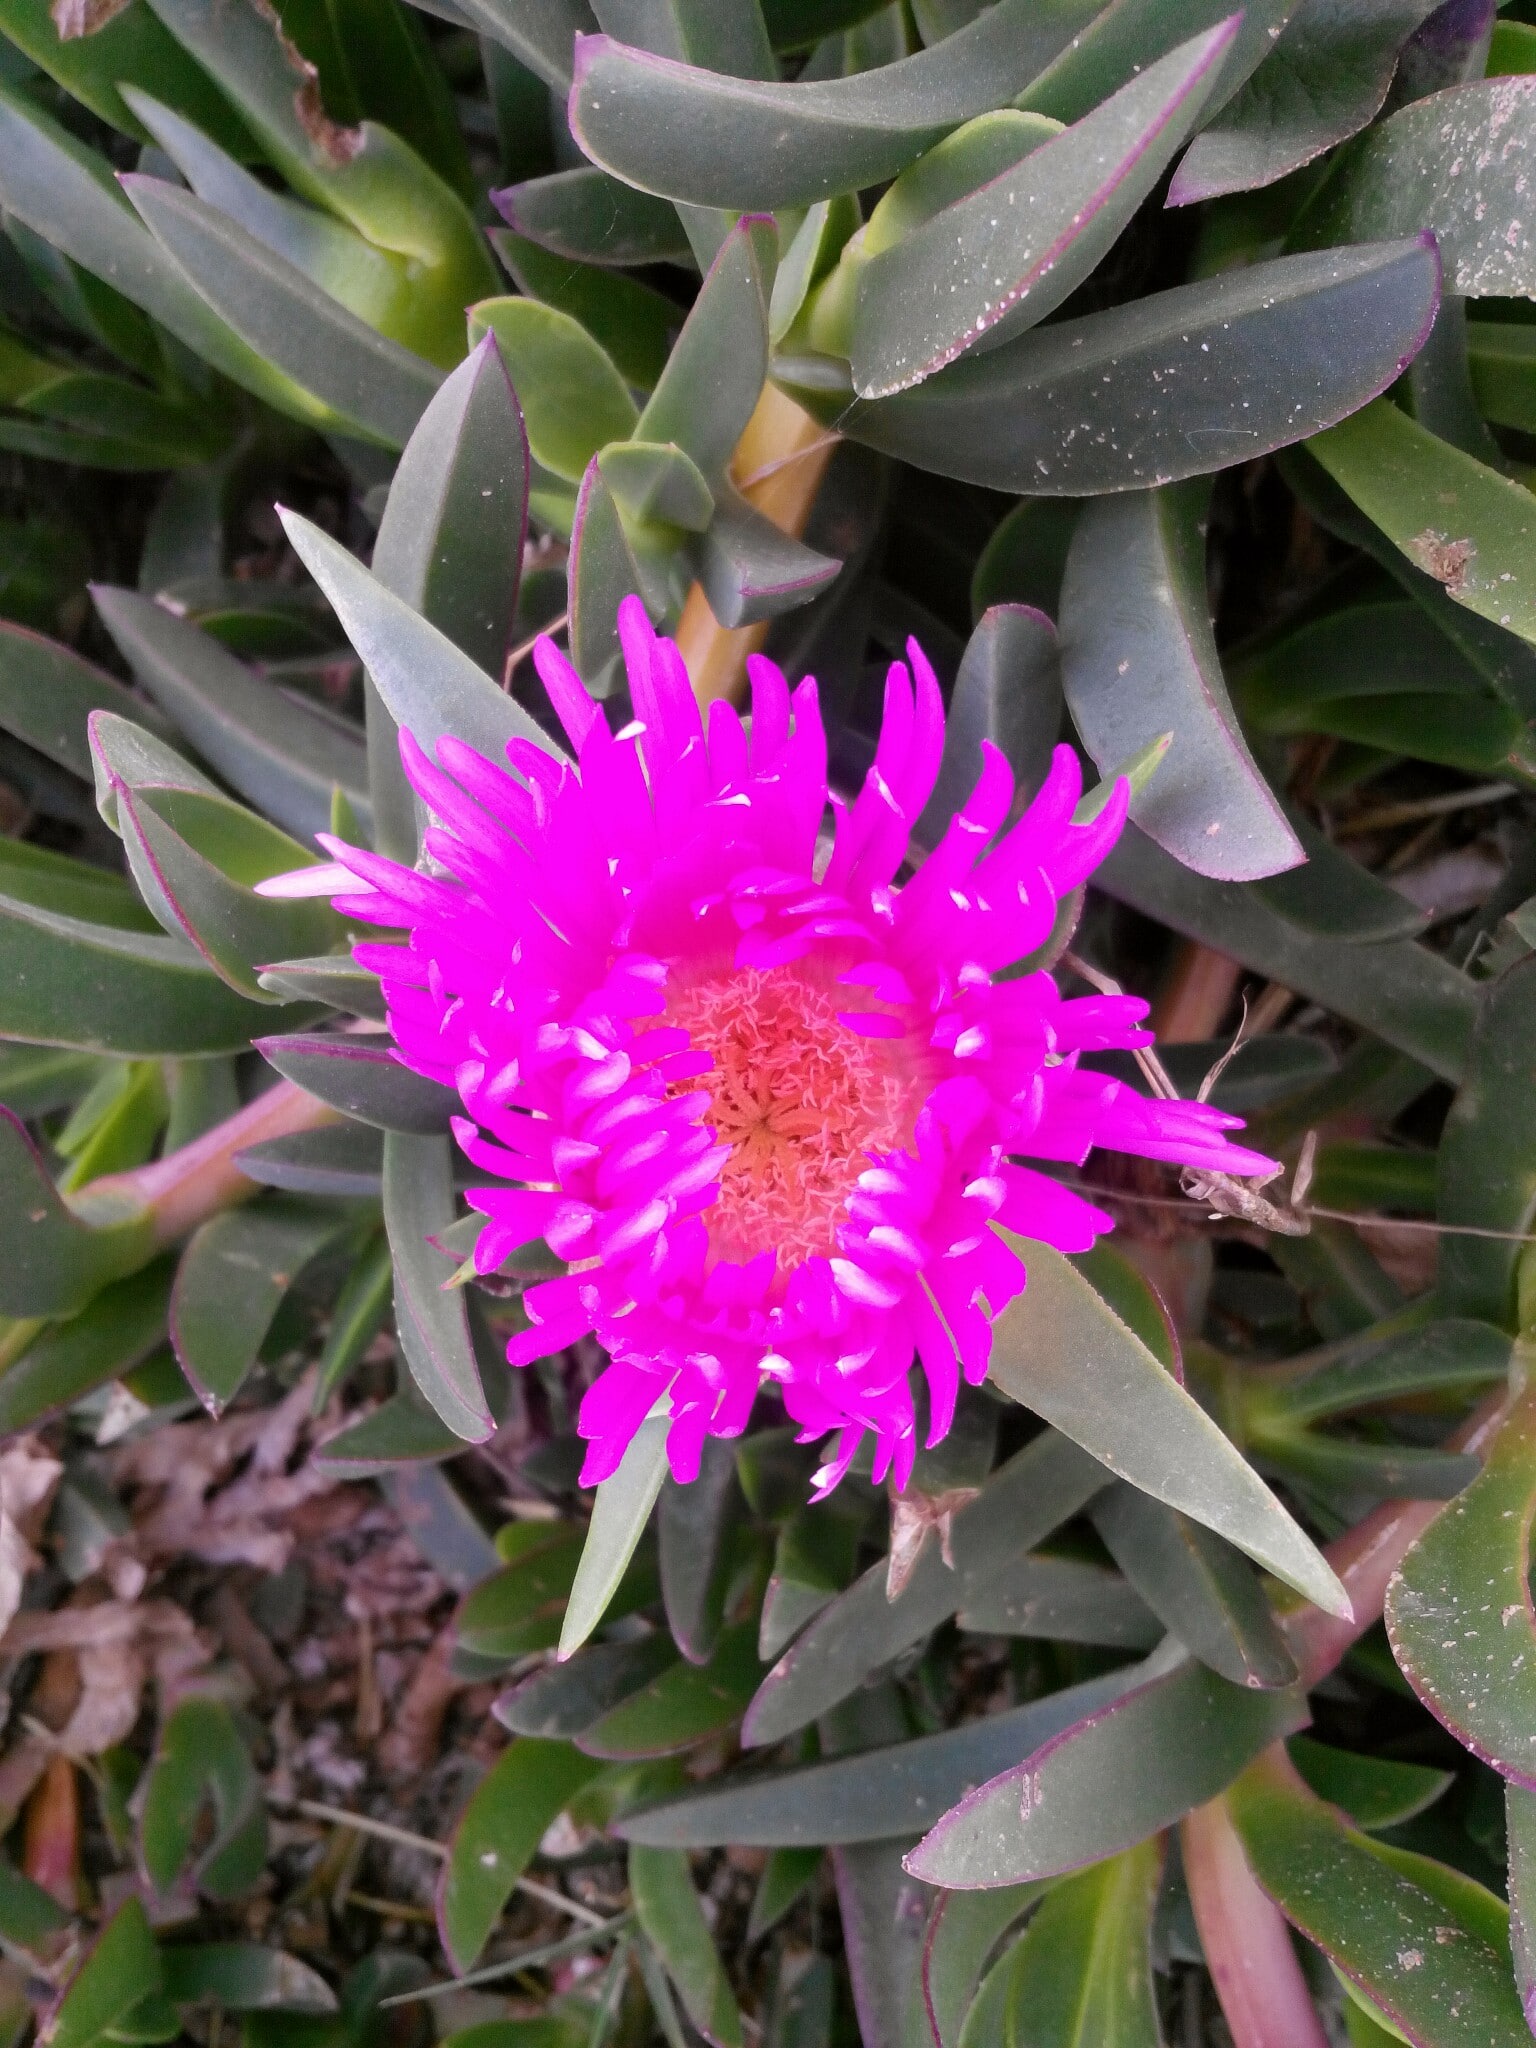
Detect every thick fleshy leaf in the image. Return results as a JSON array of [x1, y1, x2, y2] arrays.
[[1016, 0, 1296, 127], [630, 1847, 743, 2048], [445, 0, 595, 92], [276, 510, 561, 770], [1169, 0, 1439, 205], [90, 587, 370, 848], [578, 1623, 760, 1758], [955, 1554, 1160, 1650], [49, 1902, 165, 2048], [385, 1131, 493, 1442], [896, 1886, 1044, 2048], [1061, 484, 1301, 881], [256, 1034, 456, 1134], [1508, 1782, 1536, 2033], [561, 1413, 671, 1657], [568, 0, 1105, 211], [315, 1368, 499, 1473], [1249, 1318, 1511, 1432], [496, 1634, 677, 1738], [492, 167, 694, 267], [914, 605, 1060, 849], [0, 621, 166, 783], [1308, 399, 1536, 663], [1435, 957, 1536, 1324], [636, 217, 776, 482], [256, 955, 387, 1021], [1252, 803, 1430, 944], [987, 1841, 1163, 2048], [1303, 75, 1536, 299], [622, 1668, 1141, 1848], [1386, 1379, 1536, 1787], [466, 297, 638, 483], [437, 1740, 602, 1971], [141, 1695, 267, 1899], [782, 239, 1441, 495], [660, 1435, 740, 1665], [456, 1528, 589, 1659], [1287, 1737, 1453, 1832], [742, 1430, 1106, 1746], [903, 1650, 1307, 1888], [834, 1840, 929, 2048], [171, 1197, 351, 1414], [0, 1259, 174, 1431], [569, 459, 653, 694], [691, 490, 841, 628], [1228, 1747, 1529, 2046], [121, 175, 442, 449], [1095, 826, 1477, 1082], [159, 1946, 337, 2014], [235, 1120, 384, 1198], [0, 1108, 156, 1316], [990, 1235, 1348, 1618], [850, 22, 1238, 398]]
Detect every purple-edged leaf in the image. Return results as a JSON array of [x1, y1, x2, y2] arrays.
[[256, 955, 386, 1021], [783, 239, 1441, 495], [1303, 75, 1536, 299], [1385, 1380, 1536, 1787], [171, 1197, 351, 1414], [620, 1668, 1143, 1848], [1061, 484, 1302, 881], [1018, 0, 1295, 127], [438, 1740, 602, 1971], [0, 1258, 173, 1432], [1252, 802, 1432, 945], [903, 1650, 1307, 1888], [90, 586, 369, 848], [456, 1527, 588, 1660], [467, 297, 637, 485], [990, 1235, 1348, 1618], [1092, 1486, 1298, 1690], [1169, 0, 1439, 206], [850, 21, 1238, 399], [1228, 1747, 1528, 2047], [256, 1034, 456, 1135], [637, 217, 777, 483], [988, 1841, 1163, 2048], [140, 1695, 266, 1899], [1287, 1737, 1453, 1832], [385, 1131, 493, 1443], [914, 606, 1061, 849], [630, 1846, 743, 2048], [690, 490, 841, 628], [492, 167, 693, 267], [1435, 958, 1536, 1326], [578, 1623, 759, 1758], [897, 1886, 1045, 2048], [600, 443, 715, 531], [833, 1842, 929, 2048], [660, 1435, 740, 1665], [1402, 0, 1497, 99], [955, 1553, 1161, 1651], [741, 1430, 1106, 1747], [497, 1633, 677, 1739], [1095, 826, 1477, 1082], [0, 1107, 155, 1316], [567, 0, 1105, 211], [0, 620, 168, 783], [569, 457, 654, 696], [1508, 1783, 1536, 2034], [236, 1121, 384, 1198], [316, 1367, 500, 1474]]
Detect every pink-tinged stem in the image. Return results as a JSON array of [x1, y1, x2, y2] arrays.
[[74, 1080, 339, 1246], [1183, 1794, 1329, 2048], [1283, 1389, 1511, 1687]]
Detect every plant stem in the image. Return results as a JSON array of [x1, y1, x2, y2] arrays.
[[1183, 1795, 1329, 2048]]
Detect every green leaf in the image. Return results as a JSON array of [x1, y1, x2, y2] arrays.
[[1251, 803, 1432, 945], [850, 23, 1236, 398], [121, 174, 441, 449], [994, 1840, 1164, 2048], [903, 1650, 1307, 1888], [492, 167, 694, 268], [786, 240, 1441, 496], [91, 587, 370, 848], [315, 1230, 394, 1404], [448, 0, 595, 94], [834, 1839, 929, 2048], [1228, 1747, 1529, 2047], [437, 1740, 602, 1971], [1091, 1486, 1298, 1689], [0, 837, 158, 934], [171, 1197, 351, 1413], [497, 1634, 677, 1738], [1061, 482, 1301, 881], [898, 1886, 1045, 2048], [621, 1667, 1142, 1848], [467, 296, 638, 487], [276, 508, 560, 771], [1436, 958, 1536, 1324], [256, 1033, 456, 1134], [0, 1258, 175, 1431], [1467, 318, 1536, 436], [569, 457, 653, 692], [638, 217, 776, 482], [743, 1429, 1104, 1746], [1016, 0, 1293, 127], [1168, 0, 1437, 206], [1386, 1379, 1536, 1787], [50, 1901, 164, 2048], [1302, 76, 1536, 300], [914, 605, 1060, 850], [1507, 1782, 1536, 2032], [561, 1413, 671, 1656], [0, 0, 255, 149], [160, 1945, 338, 2013], [1095, 826, 1476, 1082], [140, 1696, 267, 1899], [456, 1527, 588, 1659], [1308, 399, 1536, 664], [0, 620, 165, 783], [489, 230, 679, 389], [749, 1848, 825, 1943], [955, 1553, 1160, 1650], [690, 489, 840, 627], [660, 1435, 740, 1664], [630, 1846, 742, 2048], [0, 1853, 71, 1954], [989, 1234, 1347, 1618], [569, 0, 1108, 211], [316, 1365, 503, 1474], [385, 1131, 493, 1442], [0, 1108, 156, 1314], [1247, 1318, 1511, 1432], [1287, 1738, 1452, 1832], [578, 1623, 760, 1759], [236, 1119, 384, 1198], [256, 954, 385, 1021]]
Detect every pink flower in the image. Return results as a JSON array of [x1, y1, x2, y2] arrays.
[[268, 599, 1273, 1494]]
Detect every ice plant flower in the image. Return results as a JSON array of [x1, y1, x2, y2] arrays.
[[264, 599, 1275, 1494]]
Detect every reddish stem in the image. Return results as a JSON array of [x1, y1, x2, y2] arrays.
[[1183, 1794, 1329, 2048]]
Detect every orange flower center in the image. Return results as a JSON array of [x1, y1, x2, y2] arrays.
[[667, 966, 914, 1268]]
